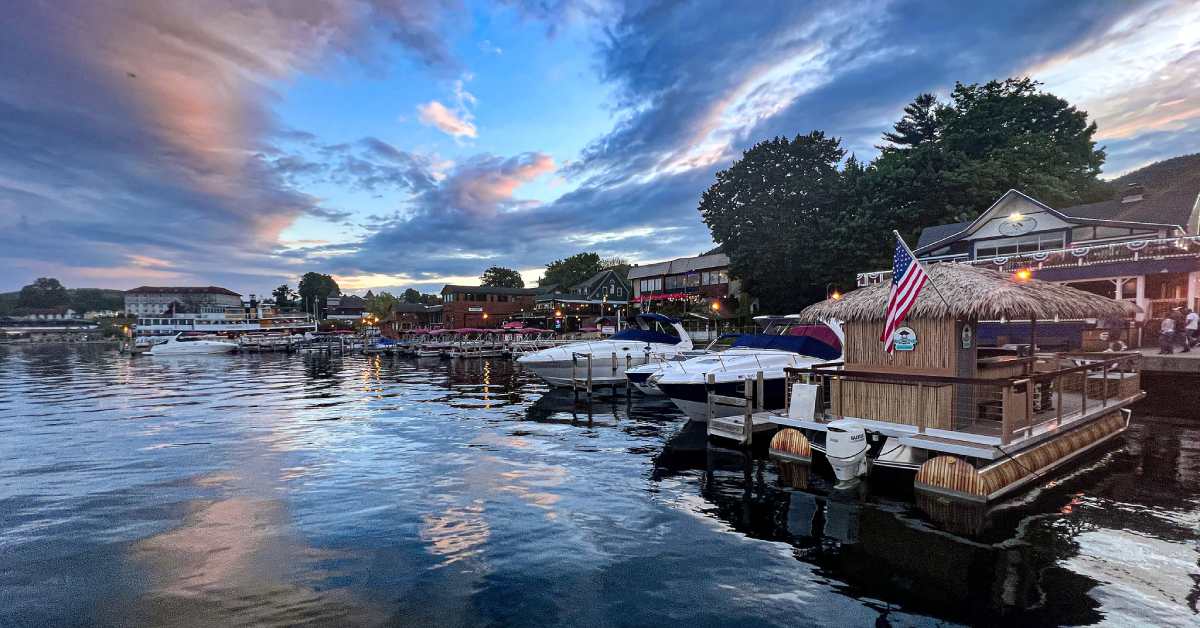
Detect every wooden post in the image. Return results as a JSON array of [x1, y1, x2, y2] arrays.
[[1024, 378, 1034, 437], [586, 354, 593, 399], [1081, 365, 1088, 415], [706, 373, 716, 423], [916, 382, 925, 433], [1102, 363, 1109, 407], [755, 371, 765, 412], [1001, 384, 1014, 445], [1056, 374, 1063, 427], [743, 378, 753, 446]]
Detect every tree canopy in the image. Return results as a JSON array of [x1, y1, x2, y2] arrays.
[[366, 291, 399, 317], [699, 77, 1111, 309], [18, 277, 69, 309], [402, 288, 422, 303], [297, 272, 339, 316], [699, 131, 849, 312], [272, 284, 296, 308], [480, 266, 525, 288]]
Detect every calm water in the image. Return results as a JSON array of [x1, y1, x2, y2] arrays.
[[1, 345, 1197, 627]]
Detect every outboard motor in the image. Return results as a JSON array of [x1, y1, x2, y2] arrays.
[[825, 419, 868, 488]]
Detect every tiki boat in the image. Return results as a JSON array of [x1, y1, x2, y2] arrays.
[[768, 264, 1143, 504]]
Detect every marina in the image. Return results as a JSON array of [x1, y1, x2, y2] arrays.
[[1, 345, 1197, 626]]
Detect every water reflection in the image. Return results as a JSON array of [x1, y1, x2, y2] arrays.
[[0, 346, 1196, 627]]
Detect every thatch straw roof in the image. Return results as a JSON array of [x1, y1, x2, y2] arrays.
[[801, 264, 1130, 322]]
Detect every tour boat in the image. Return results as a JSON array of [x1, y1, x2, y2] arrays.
[[149, 333, 238, 355], [651, 319, 843, 422], [517, 313, 693, 387]]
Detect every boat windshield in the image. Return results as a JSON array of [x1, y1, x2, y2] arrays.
[[729, 323, 841, 360]]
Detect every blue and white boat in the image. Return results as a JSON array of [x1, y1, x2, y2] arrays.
[[651, 318, 843, 422], [517, 313, 693, 387]]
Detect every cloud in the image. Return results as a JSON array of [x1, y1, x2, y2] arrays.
[[417, 100, 479, 138], [0, 0, 462, 290]]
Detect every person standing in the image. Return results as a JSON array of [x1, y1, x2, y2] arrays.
[[1159, 315, 1176, 355], [1173, 307, 1190, 353], [1187, 308, 1199, 348]]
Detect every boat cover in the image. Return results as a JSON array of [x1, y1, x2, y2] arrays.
[[730, 325, 841, 361]]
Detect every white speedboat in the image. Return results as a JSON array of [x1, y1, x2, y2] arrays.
[[149, 333, 238, 355], [517, 313, 694, 387], [652, 319, 843, 422]]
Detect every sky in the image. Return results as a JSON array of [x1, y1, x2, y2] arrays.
[[1, 0, 1199, 296]]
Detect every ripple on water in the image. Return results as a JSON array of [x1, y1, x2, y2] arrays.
[[0, 345, 1197, 627]]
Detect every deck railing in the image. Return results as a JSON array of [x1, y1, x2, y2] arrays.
[[857, 235, 1200, 286], [786, 352, 1141, 445]]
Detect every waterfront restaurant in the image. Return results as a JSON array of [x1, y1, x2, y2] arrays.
[[380, 303, 443, 337], [532, 268, 631, 332], [627, 251, 741, 313], [440, 285, 539, 329], [858, 159, 1200, 342]]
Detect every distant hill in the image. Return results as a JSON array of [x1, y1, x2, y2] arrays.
[[0, 288, 126, 316], [1111, 153, 1200, 190]]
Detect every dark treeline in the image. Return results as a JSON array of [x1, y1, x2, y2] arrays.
[[699, 77, 1116, 313]]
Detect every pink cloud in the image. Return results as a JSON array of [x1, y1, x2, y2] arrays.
[[417, 100, 478, 138]]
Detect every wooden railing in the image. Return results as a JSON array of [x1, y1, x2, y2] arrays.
[[786, 352, 1141, 445]]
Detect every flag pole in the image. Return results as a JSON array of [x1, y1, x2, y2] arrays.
[[893, 229, 954, 310]]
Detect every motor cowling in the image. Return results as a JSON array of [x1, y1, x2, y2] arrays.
[[825, 419, 868, 488]]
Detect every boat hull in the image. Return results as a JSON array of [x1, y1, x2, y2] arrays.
[[518, 359, 632, 387], [656, 377, 787, 422]]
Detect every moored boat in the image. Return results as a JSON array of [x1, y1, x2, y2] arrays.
[[516, 313, 693, 387], [149, 333, 238, 355]]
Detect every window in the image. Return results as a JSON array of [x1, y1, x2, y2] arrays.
[[974, 232, 1065, 258], [639, 278, 662, 292], [686, 273, 700, 288], [665, 275, 684, 290]]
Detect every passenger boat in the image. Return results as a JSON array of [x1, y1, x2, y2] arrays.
[[650, 318, 843, 421], [516, 313, 693, 387], [766, 264, 1143, 504], [149, 333, 238, 355]]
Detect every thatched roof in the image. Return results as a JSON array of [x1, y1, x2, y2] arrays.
[[802, 264, 1129, 322]]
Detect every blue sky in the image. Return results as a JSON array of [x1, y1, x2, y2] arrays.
[[1, 0, 1198, 296]]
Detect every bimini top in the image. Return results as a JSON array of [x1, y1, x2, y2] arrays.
[[801, 264, 1130, 323], [731, 324, 842, 361]]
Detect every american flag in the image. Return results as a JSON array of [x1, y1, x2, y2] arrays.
[[880, 233, 929, 353]]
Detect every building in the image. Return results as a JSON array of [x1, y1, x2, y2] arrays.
[[859, 154, 1200, 323], [628, 251, 740, 310], [533, 269, 631, 331], [379, 303, 444, 337], [440, 285, 539, 329], [326, 295, 368, 321], [124, 286, 241, 316], [9, 307, 78, 321]]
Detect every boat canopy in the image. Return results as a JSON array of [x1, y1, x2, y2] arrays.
[[730, 324, 841, 361], [610, 328, 682, 345], [636, 312, 680, 325]]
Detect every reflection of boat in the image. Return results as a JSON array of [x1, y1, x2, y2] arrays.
[[149, 333, 238, 355], [517, 313, 693, 387], [651, 318, 843, 422], [654, 438, 1105, 625]]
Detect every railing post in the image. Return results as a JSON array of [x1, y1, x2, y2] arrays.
[[755, 371, 765, 412], [1081, 366, 1088, 415], [1102, 363, 1109, 407], [1025, 379, 1034, 437], [916, 382, 925, 433], [1056, 374, 1063, 427], [1001, 384, 1014, 445]]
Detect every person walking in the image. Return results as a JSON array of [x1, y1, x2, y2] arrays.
[[1173, 307, 1191, 353], [1159, 315, 1176, 355]]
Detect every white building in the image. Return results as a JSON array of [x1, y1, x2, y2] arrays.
[[124, 286, 242, 315]]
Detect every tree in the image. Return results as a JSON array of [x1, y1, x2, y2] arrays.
[[402, 288, 422, 303], [600, 256, 631, 279], [297, 272, 340, 318], [480, 266, 525, 288], [18, 277, 69, 309], [419, 293, 442, 305], [68, 288, 123, 314], [699, 132, 850, 312], [367, 291, 399, 317], [272, 284, 296, 308], [540, 252, 602, 289]]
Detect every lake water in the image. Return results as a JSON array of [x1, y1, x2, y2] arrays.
[[1, 345, 1197, 627]]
